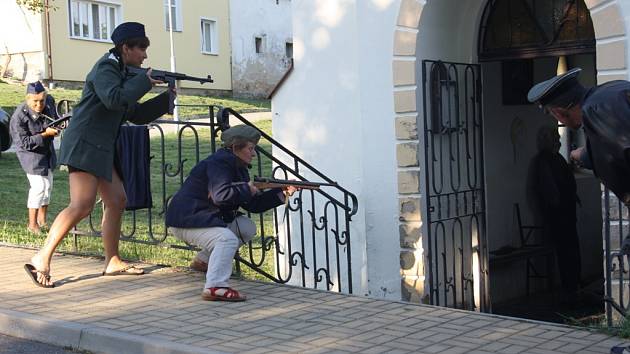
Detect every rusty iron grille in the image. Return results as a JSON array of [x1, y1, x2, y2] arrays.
[[479, 0, 595, 61], [57, 104, 358, 294], [422, 60, 490, 311]]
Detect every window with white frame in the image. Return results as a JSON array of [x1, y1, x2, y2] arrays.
[[69, 0, 120, 41], [201, 19, 218, 54], [164, 0, 182, 31]]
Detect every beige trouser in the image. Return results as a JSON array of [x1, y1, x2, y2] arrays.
[[26, 172, 53, 209], [169, 216, 256, 288]]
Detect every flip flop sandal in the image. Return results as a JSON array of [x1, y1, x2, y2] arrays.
[[102, 265, 144, 276], [202, 287, 246, 302], [23, 264, 55, 288]]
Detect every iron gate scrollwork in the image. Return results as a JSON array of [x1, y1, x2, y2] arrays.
[[422, 60, 489, 311]]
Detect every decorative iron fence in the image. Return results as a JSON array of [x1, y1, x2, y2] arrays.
[[64, 105, 358, 294]]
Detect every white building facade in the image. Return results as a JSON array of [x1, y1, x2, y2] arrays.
[[229, 0, 293, 98]]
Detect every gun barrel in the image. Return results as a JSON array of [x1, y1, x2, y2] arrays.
[[253, 177, 337, 188], [128, 67, 213, 83]]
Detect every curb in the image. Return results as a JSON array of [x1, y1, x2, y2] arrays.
[[0, 308, 227, 354]]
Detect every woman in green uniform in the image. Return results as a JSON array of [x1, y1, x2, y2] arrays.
[[24, 22, 171, 288]]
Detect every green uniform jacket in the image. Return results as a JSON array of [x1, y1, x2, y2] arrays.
[[58, 52, 169, 181]]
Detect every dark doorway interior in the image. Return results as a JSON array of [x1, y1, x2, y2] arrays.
[[479, 0, 604, 324]]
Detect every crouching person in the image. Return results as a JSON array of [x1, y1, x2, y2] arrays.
[[166, 125, 295, 301]]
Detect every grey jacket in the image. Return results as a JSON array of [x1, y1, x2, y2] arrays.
[[9, 99, 57, 175]]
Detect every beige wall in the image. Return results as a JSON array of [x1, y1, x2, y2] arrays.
[[46, 0, 231, 90]]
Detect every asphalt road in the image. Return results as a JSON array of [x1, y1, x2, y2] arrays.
[[0, 333, 84, 354]]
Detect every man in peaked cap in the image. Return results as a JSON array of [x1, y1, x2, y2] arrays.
[[9, 81, 59, 234], [528, 68, 630, 252]]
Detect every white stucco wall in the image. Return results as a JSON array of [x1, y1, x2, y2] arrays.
[[0, 2, 43, 53], [616, 0, 630, 76], [0, 2, 45, 81], [272, 0, 401, 299], [230, 0, 292, 98]]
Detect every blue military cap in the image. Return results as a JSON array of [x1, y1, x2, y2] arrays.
[[527, 68, 583, 107], [111, 22, 146, 45], [26, 81, 46, 94]]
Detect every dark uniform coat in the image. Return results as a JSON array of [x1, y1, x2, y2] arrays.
[[578, 81, 630, 205], [9, 97, 58, 175], [532, 150, 581, 292], [166, 148, 285, 228], [58, 52, 169, 181]]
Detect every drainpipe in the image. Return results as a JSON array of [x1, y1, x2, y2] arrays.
[[44, 0, 54, 83], [167, 0, 178, 121]]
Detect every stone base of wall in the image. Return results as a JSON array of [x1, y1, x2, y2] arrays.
[[0, 52, 45, 83]]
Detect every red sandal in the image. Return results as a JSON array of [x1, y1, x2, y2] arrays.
[[202, 287, 247, 302]]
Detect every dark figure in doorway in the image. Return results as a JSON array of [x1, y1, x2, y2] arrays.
[[531, 125, 581, 295], [528, 68, 630, 252]]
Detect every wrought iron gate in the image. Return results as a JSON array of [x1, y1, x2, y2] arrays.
[[421, 60, 489, 311]]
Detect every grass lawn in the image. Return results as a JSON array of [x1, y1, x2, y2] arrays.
[[0, 119, 275, 281], [0, 80, 270, 118]]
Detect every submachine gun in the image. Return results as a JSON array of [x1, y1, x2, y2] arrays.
[[127, 67, 214, 115], [39, 112, 72, 133], [38, 99, 74, 133]]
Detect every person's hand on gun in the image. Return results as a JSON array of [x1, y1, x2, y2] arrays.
[[145, 68, 164, 86], [41, 127, 59, 138], [248, 181, 260, 196], [283, 185, 299, 197]]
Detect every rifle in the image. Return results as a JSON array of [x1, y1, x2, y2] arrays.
[[126, 67, 214, 115], [252, 177, 337, 190], [38, 112, 72, 133]]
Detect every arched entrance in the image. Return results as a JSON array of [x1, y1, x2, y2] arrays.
[[392, 0, 628, 321]]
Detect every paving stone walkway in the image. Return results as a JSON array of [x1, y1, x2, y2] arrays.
[[0, 245, 627, 354]]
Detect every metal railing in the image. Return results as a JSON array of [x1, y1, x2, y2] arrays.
[[67, 104, 358, 293], [604, 187, 630, 326]]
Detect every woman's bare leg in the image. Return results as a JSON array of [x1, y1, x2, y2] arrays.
[[98, 170, 140, 273], [30, 171, 98, 285]]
